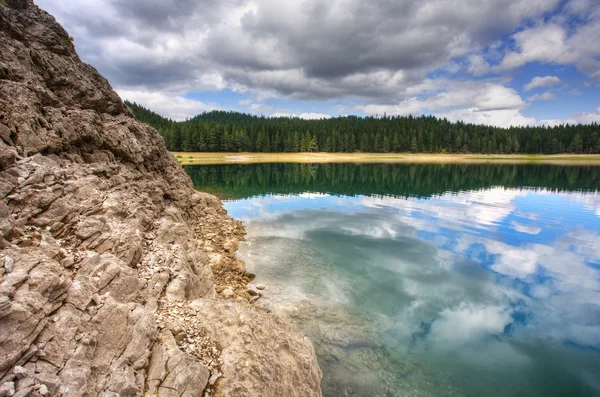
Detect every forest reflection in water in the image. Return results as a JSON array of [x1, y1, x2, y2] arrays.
[[186, 162, 600, 200], [186, 163, 600, 397]]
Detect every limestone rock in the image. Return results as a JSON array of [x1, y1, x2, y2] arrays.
[[0, 2, 322, 397], [146, 331, 210, 397], [0, 381, 15, 397], [12, 366, 26, 379], [36, 384, 48, 396], [246, 286, 261, 296], [2, 257, 12, 274], [190, 299, 322, 397]]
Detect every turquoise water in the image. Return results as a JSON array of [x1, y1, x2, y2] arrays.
[[186, 163, 600, 397]]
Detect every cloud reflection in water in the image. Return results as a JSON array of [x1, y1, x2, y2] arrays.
[[226, 187, 600, 396]]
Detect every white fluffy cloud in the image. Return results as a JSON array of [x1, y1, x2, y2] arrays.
[[436, 108, 536, 127], [524, 76, 560, 91], [571, 107, 600, 124], [358, 83, 536, 127], [467, 55, 491, 76], [500, 24, 576, 70], [541, 106, 600, 126], [500, 10, 600, 78]]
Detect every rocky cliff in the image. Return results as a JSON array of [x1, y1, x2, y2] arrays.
[[0, 1, 322, 396]]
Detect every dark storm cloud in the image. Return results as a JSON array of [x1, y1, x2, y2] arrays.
[[107, 0, 239, 31], [37, 0, 562, 99], [101, 58, 199, 89], [214, 0, 561, 79], [227, 0, 445, 78], [109, 0, 202, 28]]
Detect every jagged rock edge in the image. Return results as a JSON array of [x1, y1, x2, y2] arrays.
[[0, 1, 322, 396]]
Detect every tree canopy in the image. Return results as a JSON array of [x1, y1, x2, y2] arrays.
[[125, 101, 600, 154]]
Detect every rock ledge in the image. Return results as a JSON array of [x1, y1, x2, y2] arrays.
[[0, 1, 322, 396]]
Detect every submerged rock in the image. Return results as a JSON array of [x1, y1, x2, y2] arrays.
[[0, 2, 322, 396]]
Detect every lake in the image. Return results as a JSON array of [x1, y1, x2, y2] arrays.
[[186, 163, 600, 397]]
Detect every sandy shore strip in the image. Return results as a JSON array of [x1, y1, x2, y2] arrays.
[[172, 152, 600, 166]]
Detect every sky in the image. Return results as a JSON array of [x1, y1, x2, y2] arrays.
[[37, 0, 600, 127]]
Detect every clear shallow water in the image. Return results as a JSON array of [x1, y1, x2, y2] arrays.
[[186, 163, 600, 397]]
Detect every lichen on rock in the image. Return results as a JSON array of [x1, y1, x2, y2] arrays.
[[0, 1, 322, 396]]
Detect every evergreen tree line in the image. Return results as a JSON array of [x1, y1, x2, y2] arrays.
[[126, 101, 600, 154], [185, 163, 600, 200]]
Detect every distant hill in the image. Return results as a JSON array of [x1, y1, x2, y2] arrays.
[[125, 101, 600, 154]]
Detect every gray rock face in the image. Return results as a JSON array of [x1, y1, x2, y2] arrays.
[[0, 2, 322, 397]]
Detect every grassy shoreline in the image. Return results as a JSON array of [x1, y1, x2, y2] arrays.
[[172, 152, 600, 166]]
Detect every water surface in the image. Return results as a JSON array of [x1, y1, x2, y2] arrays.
[[187, 163, 600, 397]]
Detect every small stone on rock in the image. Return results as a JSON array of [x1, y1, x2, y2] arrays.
[[60, 257, 74, 268], [91, 294, 102, 306], [37, 384, 49, 396], [246, 289, 257, 297], [0, 381, 15, 397], [222, 287, 234, 298], [3, 256, 13, 273], [208, 372, 220, 386], [13, 365, 27, 379]]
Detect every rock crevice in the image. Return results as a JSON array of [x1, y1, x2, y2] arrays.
[[0, 2, 322, 396]]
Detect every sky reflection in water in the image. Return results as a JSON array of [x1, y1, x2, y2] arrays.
[[225, 188, 600, 396], [186, 163, 600, 396]]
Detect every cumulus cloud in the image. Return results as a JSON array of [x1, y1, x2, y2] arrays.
[[429, 83, 526, 110], [499, 6, 600, 78], [359, 81, 594, 127], [357, 83, 535, 127], [500, 24, 576, 70], [571, 107, 600, 124], [436, 108, 536, 127], [434, 96, 542, 127], [467, 54, 491, 76], [541, 106, 600, 126], [524, 76, 561, 91], [36, 0, 599, 124], [38, 0, 560, 100]]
